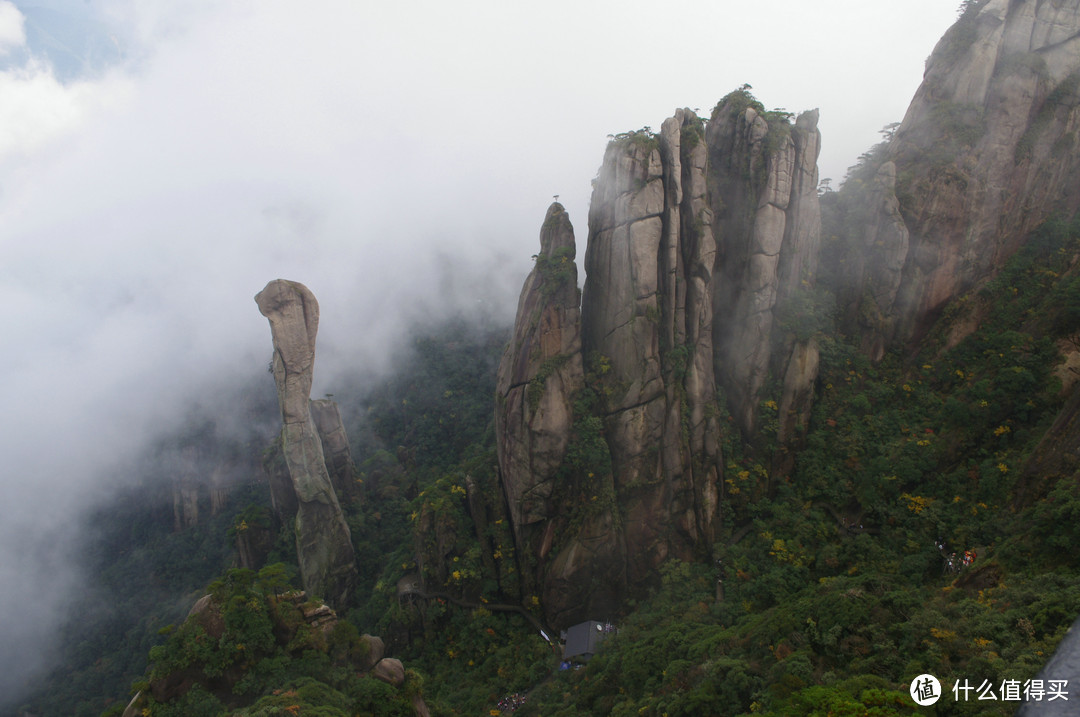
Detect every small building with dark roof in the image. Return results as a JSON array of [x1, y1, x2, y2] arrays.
[[562, 620, 613, 663]]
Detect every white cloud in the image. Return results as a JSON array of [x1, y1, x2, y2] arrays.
[[0, 0, 964, 705], [0, 62, 132, 159], [0, 1, 24, 55]]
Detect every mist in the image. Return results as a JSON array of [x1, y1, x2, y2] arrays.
[[0, 0, 960, 705]]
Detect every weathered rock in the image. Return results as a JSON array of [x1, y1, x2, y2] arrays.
[[256, 279, 357, 608], [169, 445, 202, 531], [708, 96, 822, 437], [167, 450, 234, 531], [360, 634, 385, 671], [773, 110, 824, 450], [839, 161, 910, 361], [1017, 381, 1080, 506], [495, 203, 588, 600], [301, 601, 336, 630], [541, 506, 626, 628], [1015, 615, 1080, 715], [582, 110, 729, 582], [261, 439, 298, 525], [372, 657, 405, 687], [412, 497, 459, 590], [850, 0, 1080, 346], [208, 460, 231, 516], [311, 398, 358, 503], [235, 518, 273, 570], [150, 595, 229, 702], [411, 693, 433, 717], [186, 594, 225, 639], [148, 591, 417, 710], [496, 98, 821, 627]]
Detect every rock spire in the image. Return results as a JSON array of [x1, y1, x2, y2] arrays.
[[256, 279, 357, 608], [496, 94, 823, 626]]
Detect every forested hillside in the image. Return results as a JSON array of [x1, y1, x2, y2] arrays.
[[16, 1, 1080, 714], [17, 212, 1080, 715]]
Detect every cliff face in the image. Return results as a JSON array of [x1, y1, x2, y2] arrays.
[[497, 96, 822, 626], [847, 0, 1080, 349], [496, 0, 1080, 634], [256, 279, 358, 608], [707, 98, 823, 443]]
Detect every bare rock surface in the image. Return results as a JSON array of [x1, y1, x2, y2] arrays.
[[256, 279, 357, 608], [495, 203, 590, 604], [311, 397, 358, 502], [849, 0, 1080, 345], [497, 97, 821, 626], [372, 657, 405, 687]]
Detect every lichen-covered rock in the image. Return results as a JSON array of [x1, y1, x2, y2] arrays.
[[256, 279, 357, 608]]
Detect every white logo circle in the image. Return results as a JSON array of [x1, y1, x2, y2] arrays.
[[910, 674, 942, 706]]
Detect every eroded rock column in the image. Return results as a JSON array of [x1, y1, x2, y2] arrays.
[[256, 279, 357, 608]]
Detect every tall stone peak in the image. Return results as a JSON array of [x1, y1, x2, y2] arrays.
[[256, 280, 320, 424], [495, 202, 589, 622], [256, 279, 357, 608], [706, 93, 822, 438], [496, 0, 1080, 623], [847, 0, 1080, 346], [497, 94, 823, 626]]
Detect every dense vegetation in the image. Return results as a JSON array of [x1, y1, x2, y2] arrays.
[[16, 199, 1080, 716], [517, 213, 1080, 715]]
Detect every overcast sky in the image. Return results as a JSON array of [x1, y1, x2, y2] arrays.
[[0, 0, 960, 703]]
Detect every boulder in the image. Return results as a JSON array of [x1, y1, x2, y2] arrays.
[[359, 634, 385, 671], [372, 657, 405, 687], [185, 594, 224, 639]]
